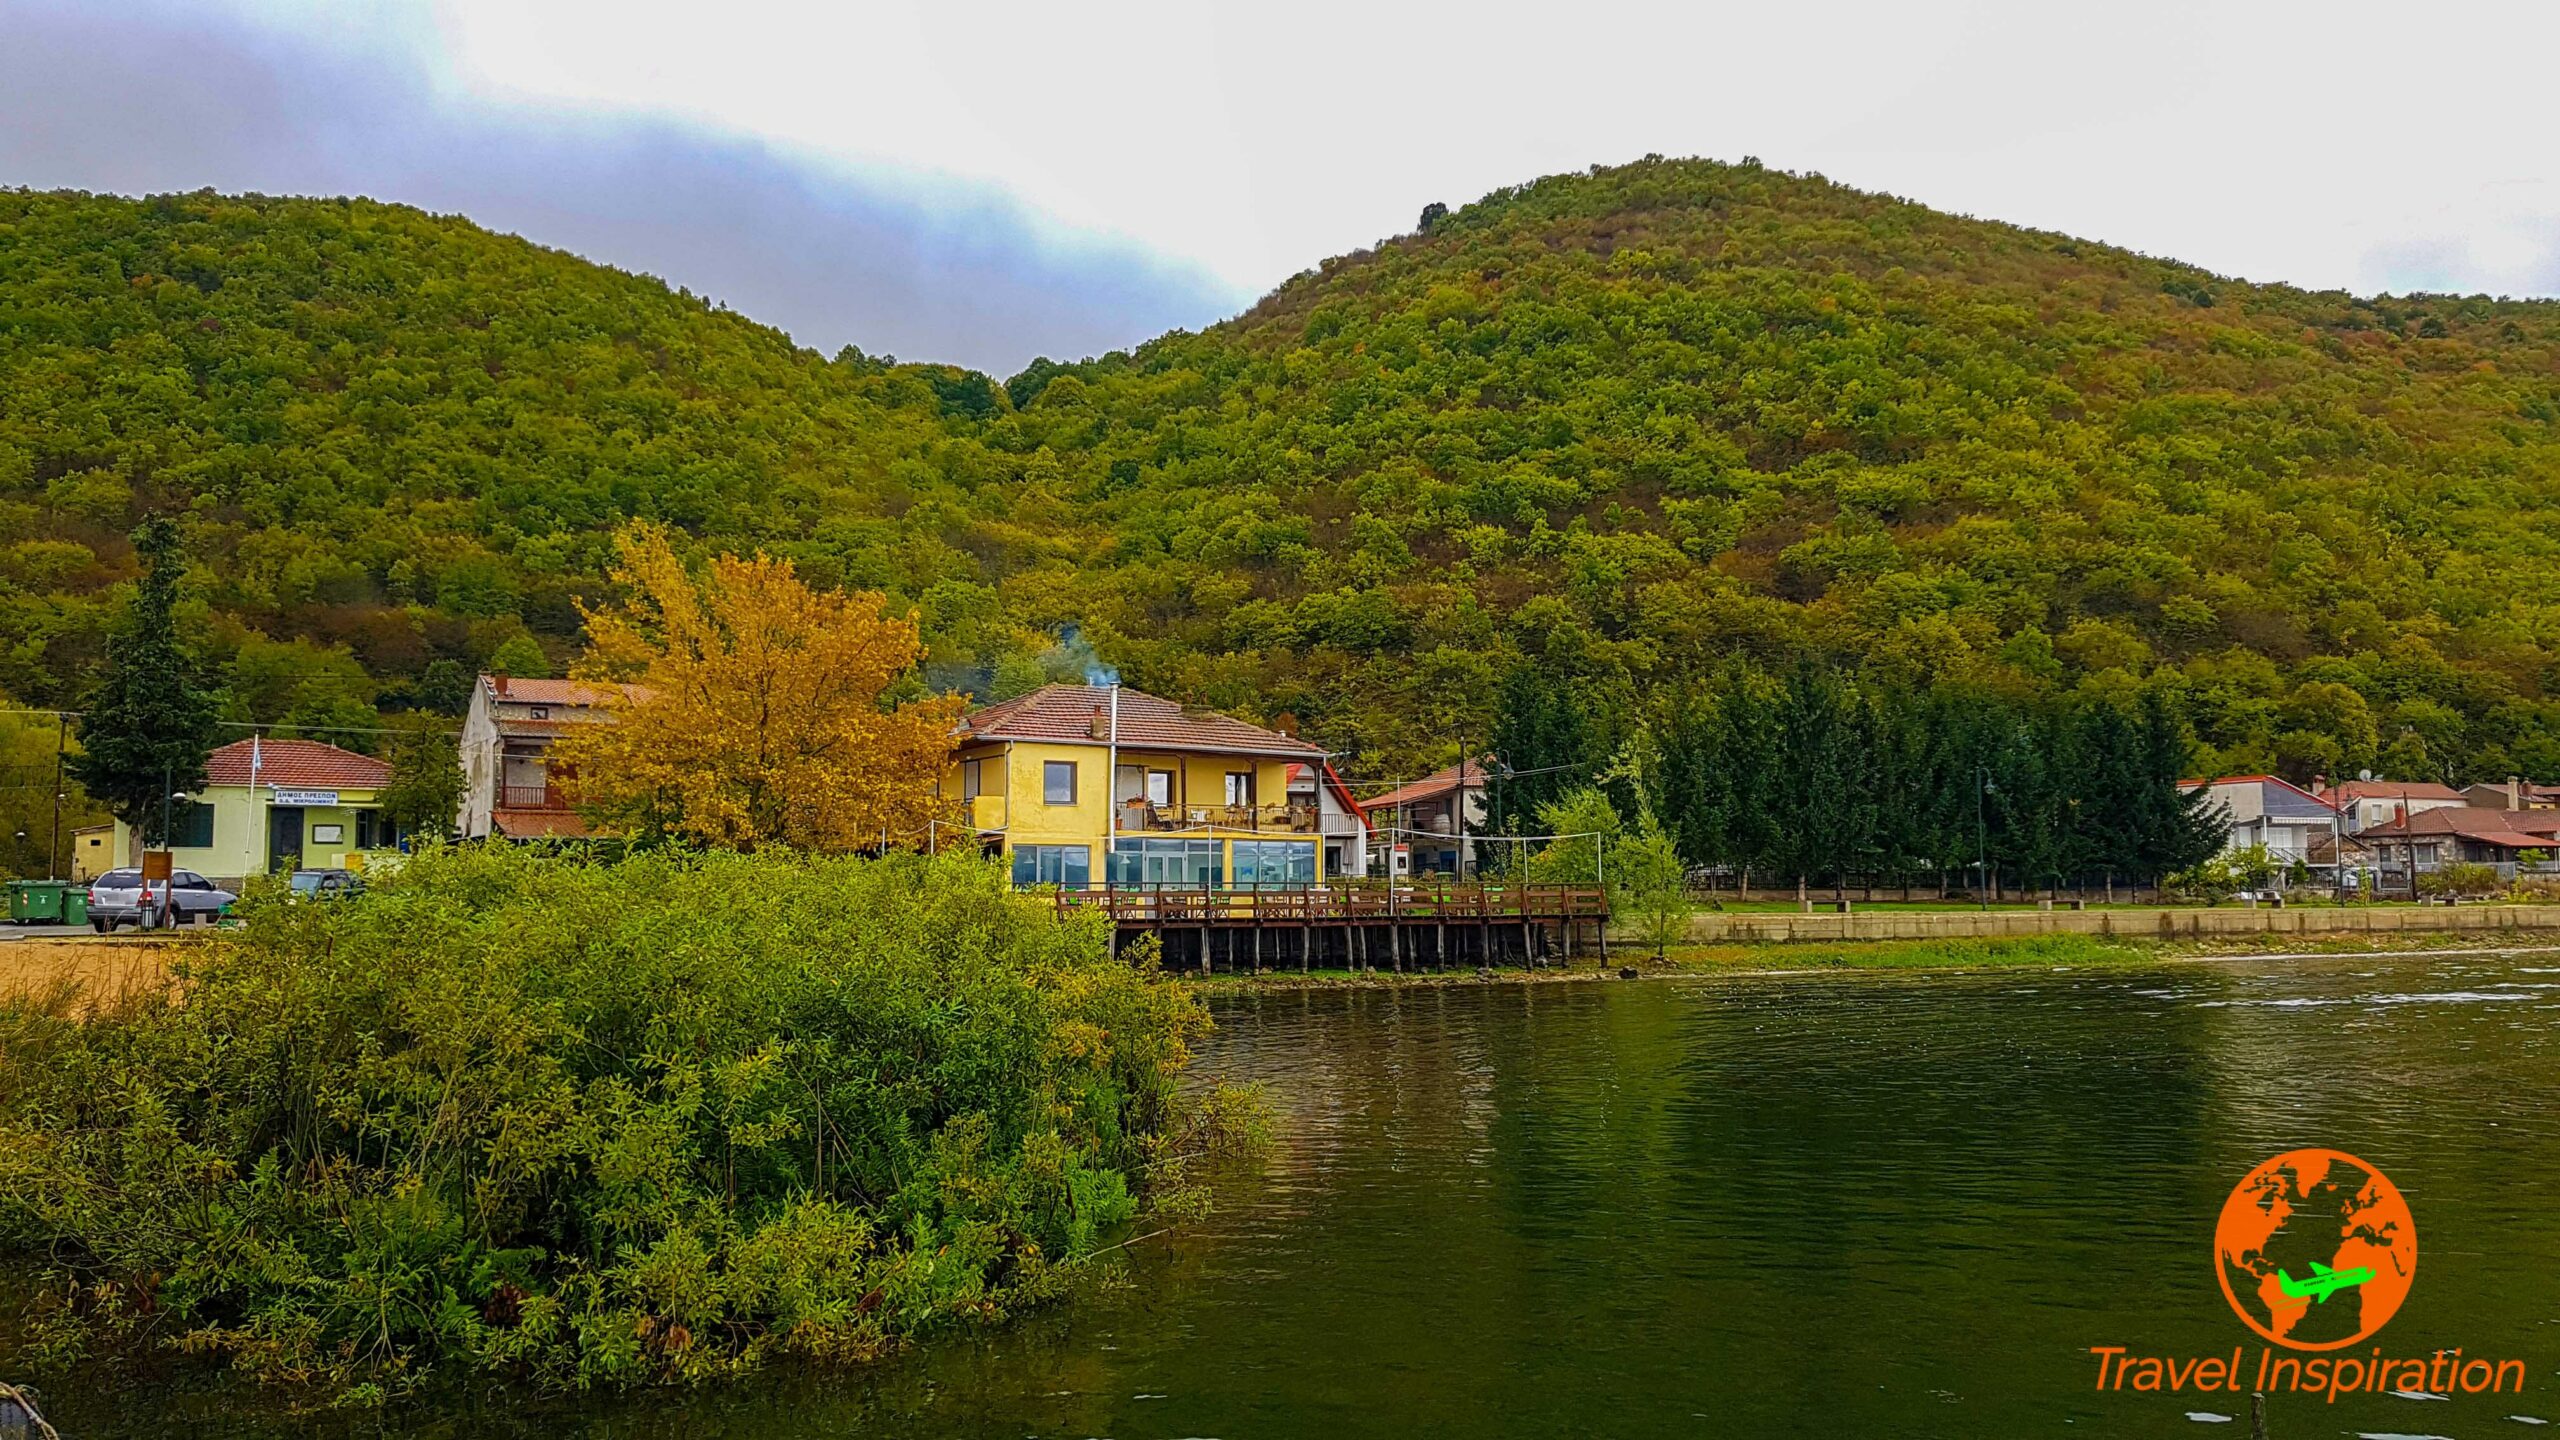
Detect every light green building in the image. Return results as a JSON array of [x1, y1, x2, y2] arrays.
[[108, 737, 406, 885]]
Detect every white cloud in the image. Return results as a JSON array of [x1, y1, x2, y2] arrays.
[[405, 0, 2560, 301]]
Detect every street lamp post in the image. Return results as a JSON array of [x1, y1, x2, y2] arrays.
[[1975, 766, 1996, 912]]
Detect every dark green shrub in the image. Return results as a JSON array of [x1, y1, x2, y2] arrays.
[[0, 845, 1214, 1390]]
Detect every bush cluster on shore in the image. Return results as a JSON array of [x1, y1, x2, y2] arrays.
[[0, 846, 1226, 1393]]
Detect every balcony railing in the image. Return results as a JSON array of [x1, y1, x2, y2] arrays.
[[1115, 801, 1318, 834], [500, 784, 572, 812]]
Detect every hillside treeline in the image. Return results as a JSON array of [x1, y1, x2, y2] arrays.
[[6, 159, 2560, 791]]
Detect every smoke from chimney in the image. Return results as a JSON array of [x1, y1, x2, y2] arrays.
[[1045, 623, 1118, 688]]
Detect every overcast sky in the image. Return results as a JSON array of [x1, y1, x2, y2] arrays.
[[7, 0, 2559, 374]]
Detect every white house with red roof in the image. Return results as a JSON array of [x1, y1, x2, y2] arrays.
[[1364, 759, 1495, 876], [458, 673, 646, 840], [2320, 779, 2467, 835], [109, 737, 397, 884], [2185, 774, 2344, 869]]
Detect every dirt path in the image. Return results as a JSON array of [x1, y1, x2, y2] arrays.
[[0, 938, 180, 1011]]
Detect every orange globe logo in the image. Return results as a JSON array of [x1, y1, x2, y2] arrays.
[[2214, 1148, 2416, 1351]]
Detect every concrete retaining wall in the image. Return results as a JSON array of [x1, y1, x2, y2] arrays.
[[1672, 904, 2560, 945]]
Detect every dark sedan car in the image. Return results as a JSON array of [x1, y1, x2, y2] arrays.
[[289, 868, 365, 901]]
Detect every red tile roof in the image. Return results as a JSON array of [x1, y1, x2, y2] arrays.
[[1365, 758, 1495, 811], [482, 675, 644, 708], [2182, 774, 2340, 810], [959, 684, 1323, 759], [494, 809, 593, 839], [203, 738, 390, 790], [2359, 806, 2560, 845], [2328, 780, 2465, 803]]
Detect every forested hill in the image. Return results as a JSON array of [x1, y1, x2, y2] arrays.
[[7, 163, 2560, 788], [1018, 159, 2560, 781], [0, 189, 1008, 727]]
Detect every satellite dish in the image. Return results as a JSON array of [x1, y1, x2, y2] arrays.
[[2358, 769, 2375, 782]]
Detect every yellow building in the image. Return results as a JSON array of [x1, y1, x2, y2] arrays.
[[69, 823, 115, 882], [109, 738, 407, 885], [947, 684, 1332, 889]]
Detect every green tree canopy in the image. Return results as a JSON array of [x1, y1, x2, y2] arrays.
[[65, 517, 221, 853]]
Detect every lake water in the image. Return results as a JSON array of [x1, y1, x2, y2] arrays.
[[26, 951, 2560, 1438]]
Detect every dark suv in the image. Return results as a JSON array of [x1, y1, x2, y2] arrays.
[[289, 868, 365, 901]]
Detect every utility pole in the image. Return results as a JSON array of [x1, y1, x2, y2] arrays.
[[1454, 726, 1470, 882], [1105, 681, 1120, 898], [156, 761, 173, 927], [49, 712, 65, 881]]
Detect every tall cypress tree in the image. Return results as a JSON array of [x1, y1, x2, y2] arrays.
[[1774, 663, 1872, 897], [1488, 660, 1596, 835], [2072, 699, 2148, 900], [70, 517, 222, 859], [2132, 689, 2225, 884], [1654, 690, 1726, 868], [1865, 691, 1930, 896], [1717, 675, 1783, 888], [1995, 710, 2074, 898]]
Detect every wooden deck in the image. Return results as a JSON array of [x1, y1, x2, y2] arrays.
[[1056, 882, 1609, 972]]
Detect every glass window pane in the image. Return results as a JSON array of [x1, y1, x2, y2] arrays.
[[1044, 761, 1077, 805]]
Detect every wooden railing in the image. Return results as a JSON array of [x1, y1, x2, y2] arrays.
[[1115, 801, 1321, 834], [1054, 882, 1608, 924], [500, 784, 572, 812]]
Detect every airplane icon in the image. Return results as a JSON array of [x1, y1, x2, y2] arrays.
[[2276, 1260, 2375, 1304]]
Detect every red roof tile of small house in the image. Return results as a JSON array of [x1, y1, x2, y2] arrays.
[[1365, 758, 1497, 811], [2327, 780, 2466, 803], [202, 738, 390, 790], [2358, 806, 2560, 844], [494, 808, 594, 839], [2181, 774, 2340, 810], [482, 674, 646, 708], [958, 684, 1324, 759]]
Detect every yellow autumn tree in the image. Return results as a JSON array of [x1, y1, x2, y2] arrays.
[[551, 525, 963, 852]]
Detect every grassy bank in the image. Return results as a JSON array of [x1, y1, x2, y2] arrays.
[[0, 847, 1234, 1399], [1668, 933, 2152, 971]]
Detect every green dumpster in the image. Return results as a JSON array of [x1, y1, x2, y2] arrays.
[[61, 887, 88, 926], [7, 879, 73, 924]]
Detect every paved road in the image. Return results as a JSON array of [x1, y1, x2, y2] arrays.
[[1, 923, 99, 940]]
